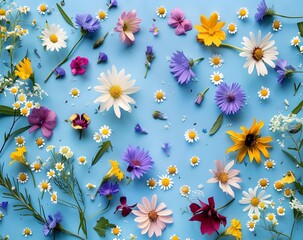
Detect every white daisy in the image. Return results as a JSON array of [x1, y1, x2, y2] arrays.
[[276, 206, 285, 216], [158, 174, 173, 190], [41, 24, 67, 51], [99, 125, 112, 138], [246, 220, 255, 231], [17, 172, 29, 184], [210, 71, 224, 85], [209, 54, 224, 68], [240, 31, 278, 76], [47, 169, 55, 179], [55, 162, 64, 171], [266, 213, 276, 223], [86, 183, 96, 189], [31, 161, 42, 173], [272, 20, 282, 31], [93, 132, 102, 143], [78, 156, 87, 165], [237, 7, 249, 19], [70, 88, 80, 98], [59, 146, 71, 156], [37, 3, 48, 15], [94, 65, 140, 118], [15, 136, 25, 147], [291, 36, 300, 46], [154, 89, 166, 103], [156, 6, 167, 18], [96, 9, 108, 21], [18, 6, 30, 14], [111, 226, 122, 236], [249, 212, 260, 222], [180, 185, 191, 197], [258, 86, 270, 99], [38, 180, 51, 192], [184, 128, 199, 143], [239, 186, 271, 215], [22, 227, 32, 237], [227, 23, 237, 34], [190, 156, 200, 166], [50, 191, 58, 204], [0, 8, 9, 20], [146, 178, 157, 189]]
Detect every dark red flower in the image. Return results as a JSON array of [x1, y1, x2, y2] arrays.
[[114, 196, 137, 217], [189, 197, 226, 235]]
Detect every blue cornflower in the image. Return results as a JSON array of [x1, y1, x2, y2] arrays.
[[161, 142, 171, 156], [134, 123, 148, 134], [98, 181, 120, 200], [75, 14, 100, 33], [54, 67, 65, 79], [43, 212, 62, 236], [97, 52, 108, 64], [274, 59, 296, 84]]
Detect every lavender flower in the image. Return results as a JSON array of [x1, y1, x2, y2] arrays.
[[114, 196, 137, 217], [97, 52, 108, 64], [195, 88, 209, 105], [107, 0, 118, 9], [75, 14, 100, 33], [54, 67, 65, 79], [144, 46, 155, 78], [274, 59, 296, 84], [255, 0, 270, 21], [169, 51, 203, 84], [215, 83, 246, 115], [98, 181, 120, 200], [161, 142, 170, 156], [122, 146, 154, 179], [135, 123, 148, 134], [149, 23, 159, 36], [43, 212, 62, 236]]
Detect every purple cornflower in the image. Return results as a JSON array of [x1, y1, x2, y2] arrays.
[[114, 196, 137, 217], [43, 212, 62, 236], [75, 14, 100, 33], [97, 52, 108, 64], [54, 67, 65, 79], [98, 181, 120, 200], [169, 51, 203, 84], [0, 201, 8, 211], [161, 142, 170, 156], [122, 146, 154, 180], [144, 46, 155, 78], [255, 0, 272, 21], [274, 59, 296, 84], [214, 83, 246, 115], [28, 106, 57, 138], [107, 0, 118, 9], [134, 123, 148, 134], [149, 23, 159, 36]]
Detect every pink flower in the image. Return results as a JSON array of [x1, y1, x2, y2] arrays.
[[168, 8, 192, 35], [70, 56, 89, 75], [207, 160, 242, 198], [132, 194, 173, 237], [114, 10, 141, 44]]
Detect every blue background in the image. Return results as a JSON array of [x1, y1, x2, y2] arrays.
[[1, 0, 303, 239]]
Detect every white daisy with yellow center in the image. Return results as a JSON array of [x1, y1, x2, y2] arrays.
[[158, 174, 173, 190], [17, 93, 27, 103], [249, 212, 260, 222], [96, 9, 108, 21], [180, 185, 191, 197], [170, 234, 180, 240], [36, 137, 45, 148], [237, 7, 249, 19], [246, 220, 255, 231], [258, 86, 270, 99], [9, 86, 19, 95], [70, 88, 80, 98], [190, 156, 200, 166], [154, 89, 166, 103], [166, 165, 178, 176], [274, 180, 284, 192], [15, 136, 25, 147], [31, 161, 42, 173], [184, 128, 199, 143], [99, 125, 112, 138], [111, 226, 122, 236], [272, 20, 282, 31], [12, 101, 21, 110], [86, 183, 96, 189], [266, 213, 276, 223], [46, 145, 55, 152], [276, 206, 285, 216], [47, 169, 56, 179], [264, 159, 275, 170], [210, 71, 224, 85], [20, 107, 30, 117], [37, 3, 48, 14], [93, 132, 102, 143], [59, 146, 71, 156], [156, 6, 167, 18], [0, 8, 9, 20], [50, 191, 58, 204], [55, 162, 64, 171], [209, 54, 224, 68], [25, 101, 34, 109], [41, 24, 67, 51], [17, 172, 29, 184], [257, 178, 269, 189], [146, 178, 157, 189], [284, 188, 294, 198], [18, 6, 30, 14], [227, 23, 237, 34], [23, 227, 32, 237], [78, 156, 87, 165], [291, 36, 300, 46], [38, 180, 51, 192]]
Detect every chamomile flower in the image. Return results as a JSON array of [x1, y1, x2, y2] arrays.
[[86, 183, 96, 189], [12, 101, 21, 110], [47, 169, 55, 179], [264, 159, 275, 170], [274, 180, 284, 192], [32, 19, 37, 26], [258, 178, 269, 189], [291, 36, 300, 46], [15, 136, 25, 146], [17, 172, 29, 184], [170, 234, 180, 240], [50, 191, 58, 204], [59, 146, 71, 156], [38, 180, 51, 192], [154, 89, 166, 103], [25, 101, 34, 109], [277, 206, 285, 216], [146, 178, 157, 189], [166, 165, 178, 176], [17, 93, 27, 103], [111, 226, 122, 236], [18, 6, 30, 14], [70, 88, 80, 98], [158, 174, 173, 190], [190, 156, 200, 166], [227, 23, 237, 34], [184, 128, 199, 143], [210, 71, 224, 85], [20, 107, 30, 117], [64, 151, 74, 159], [78, 156, 87, 165], [99, 125, 112, 138], [23, 227, 32, 237], [258, 86, 270, 99], [0, 8, 9, 20], [237, 7, 249, 19], [272, 20, 282, 31], [41, 24, 68, 52], [9, 86, 18, 95], [93, 132, 102, 143], [96, 9, 108, 21], [180, 185, 191, 197], [156, 6, 167, 18], [266, 213, 276, 223], [31, 161, 42, 173], [46, 145, 55, 152], [0, 211, 3, 220], [209, 54, 224, 68], [55, 162, 64, 171], [249, 212, 260, 222], [35, 137, 45, 148], [284, 188, 294, 198], [37, 3, 48, 14], [246, 220, 255, 231]]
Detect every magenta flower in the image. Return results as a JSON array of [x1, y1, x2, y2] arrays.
[[168, 8, 192, 35], [28, 106, 57, 138], [114, 196, 137, 217], [114, 10, 141, 44], [70, 56, 89, 75]]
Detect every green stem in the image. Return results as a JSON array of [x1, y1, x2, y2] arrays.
[[201, 87, 209, 95], [27, 164, 36, 187], [273, 13, 303, 19], [220, 43, 243, 52], [294, 71, 303, 74], [58, 227, 86, 240], [44, 34, 85, 82], [216, 198, 235, 211], [193, 57, 204, 64], [144, 67, 149, 79], [286, 131, 302, 164], [290, 220, 296, 239], [88, 200, 111, 219]]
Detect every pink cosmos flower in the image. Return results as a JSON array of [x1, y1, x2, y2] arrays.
[[70, 56, 89, 75], [132, 194, 173, 237], [207, 160, 242, 198], [114, 10, 141, 44], [168, 8, 192, 35]]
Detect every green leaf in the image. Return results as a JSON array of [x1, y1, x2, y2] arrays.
[[291, 99, 303, 115], [298, 22, 303, 37], [56, 3, 76, 28], [209, 113, 223, 136], [91, 141, 113, 166], [8, 125, 31, 140], [299, 139, 303, 150], [0, 105, 21, 116], [94, 217, 115, 238], [294, 181, 303, 195]]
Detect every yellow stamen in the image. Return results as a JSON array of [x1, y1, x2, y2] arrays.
[[110, 85, 122, 98], [49, 34, 58, 43]]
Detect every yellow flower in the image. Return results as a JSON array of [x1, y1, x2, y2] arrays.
[[225, 219, 242, 240], [14, 58, 33, 80], [106, 160, 124, 181], [194, 13, 226, 47], [10, 146, 27, 165], [280, 171, 295, 184], [226, 119, 272, 164]]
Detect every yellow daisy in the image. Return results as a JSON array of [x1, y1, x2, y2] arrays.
[[14, 58, 33, 80]]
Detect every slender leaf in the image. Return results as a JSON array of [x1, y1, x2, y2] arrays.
[[209, 113, 223, 136], [300, 139, 303, 150], [91, 141, 113, 166], [288, 147, 298, 151], [282, 149, 299, 165], [0, 105, 21, 116], [94, 217, 115, 237], [298, 22, 303, 37], [8, 125, 31, 140], [291, 99, 303, 115], [56, 3, 76, 28]]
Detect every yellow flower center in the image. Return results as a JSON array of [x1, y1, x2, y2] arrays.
[[239, 9, 247, 16], [161, 178, 170, 187], [24, 229, 31, 234], [102, 128, 109, 135], [273, 20, 280, 29], [248, 221, 255, 228], [71, 88, 79, 96], [261, 89, 268, 96], [10, 87, 18, 94], [39, 4, 47, 12], [79, 157, 86, 163], [267, 214, 274, 221], [148, 179, 156, 187], [188, 131, 196, 139], [49, 34, 58, 43], [51, 194, 57, 201], [34, 163, 41, 170], [251, 197, 259, 206], [18, 95, 26, 102], [284, 188, 291, 196], [110, 85, 122, 99], [36, 138, 44, 146], [19, 173, 27, 181], [214, 75, 221, 82], [41, 182, 48, 189], [168, 166, 176, 174], [21, 108, 29, 116], [266, 161, 273, 168], [252, 214, 259, 221], [253, 48, 264, 61], [259, 179, 268, 187], [98, 11, 106, 19], [158, 7, 166, 15], [26, 102, 33, 108], [16, 137, 24, 145], [218, 172, 229, 183], [171, 236, 180, 240], [294, 39, 299, 45], [56, 164, 63, 170], [278, 208, 284, 214], [0, 9, 6, 15], [13, 102, 20, 109], [148, 210, 158, 222], [181, 186, 189, 194], [191, 156, 199, 164], [212, 57, 220, 65], [156, 91, 164, 100], [112, 227, 120, 235], [275, 181, 284, 190], [61, 147, 69, 154], [228, 24, 236, 31]]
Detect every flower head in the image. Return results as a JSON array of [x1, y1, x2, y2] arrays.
[[98, 181, 120, 200], [114, 10, 141, 45], [149, 23, 159, 36], [240, 31, 278, 76], [43, 212, 62, 236], [274, 58, 296, 84], [10, 146, 27, 165], [189, 197, 227, 235], [168, 8, 192, 35], [134, 123, 148, 134], [14, 58, 33, 80], [107, 0, 118, 9], [75, 14, 100, 33], [122, 146, 154, 180], [132, 194, 173, 237], [97, 52, 108, 64], [226, 119, 272, 163], [225, 219, 242, 240], [70, 56, 89, 75], [94, 65, 140, 118], [114, 196, 137, 217], [0, 201, 8, 212], [255, 0, 272, 21], [41, 24, 67, 51], [70, 113, 90, 130], [54, 67, 65, 79], [184, 128, 199, 143], [195, 13, 226, 47], [215, 82, 246, 115], [28, 106, 57, 138], [144, 46, 155, 78]]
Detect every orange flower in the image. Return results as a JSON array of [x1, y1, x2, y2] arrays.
[[195, 13, 226, 47]]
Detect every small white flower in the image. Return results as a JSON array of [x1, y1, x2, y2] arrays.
[[190, 156, 200, 166], [50, 191, 58, 204], [272, 20, 282, 31], [237, 7, 249, 19], [37, 3, 48, 14], [38, 180, 51, 192], [227, 23, 237, 34], [184, 128, 199, 143], [180, 185, 191, 197], [156, 6, 167, 18], [154, 89, 166, 103], [47, 169, 55, 179], [41, 24, 68, 51], [96, 9, 108, 21], [99, 125, 112, 138], [158, 174, 173, 190], [23, 227, 32, 237], [78, 156, 87, 165], [210, 71, 224, 85], [146, 178, 157, 189], [93, 132, 102, 143], [55, 162, 64, 171], [291, 36, 300, 46], [86, 183, 96, 189], [258, 86, 270, 99], [209, 54, 224, 68]]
